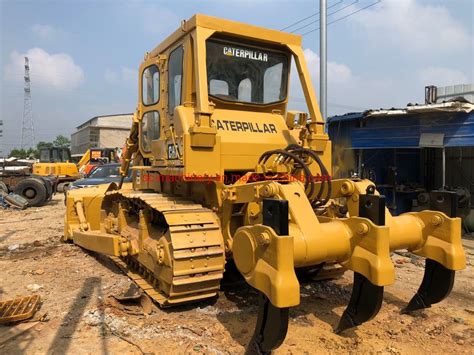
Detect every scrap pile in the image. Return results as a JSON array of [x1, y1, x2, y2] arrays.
[[0, 158, 55, 208]]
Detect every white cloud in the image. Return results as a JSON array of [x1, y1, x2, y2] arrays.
[[4, 48, 84, 90], [418, 66, 469, 87], [353, 0, 472, 53], [302, 48, 353, 84], [32, 24, 65, 41], [122, 2, 179, 36], [143, 8, 179, 35], [105, 66, 137, 84], [289, 48, 471, 115], [290, 48, 356, 110]]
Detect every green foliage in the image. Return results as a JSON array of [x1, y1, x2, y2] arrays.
[[9, 135, 71, 159], [36, 141, 53, 151], [8, 148, 36, 159], [52, 135, 71, 148]]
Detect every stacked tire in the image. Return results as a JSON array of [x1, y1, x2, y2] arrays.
[[13, 177, 48, 207]]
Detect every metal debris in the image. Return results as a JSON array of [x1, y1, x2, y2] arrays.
[[0, 295, 41, 324]]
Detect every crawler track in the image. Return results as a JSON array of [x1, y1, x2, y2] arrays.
[[104, 190, 226, 307]]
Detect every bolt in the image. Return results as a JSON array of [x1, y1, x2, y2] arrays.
[[340, 182, 353, 196], [352, 195, 359, 202], [431, 215, 443, 226], [257, 232, 271, 246], [260, 183, 277, 197], [356, 223, 369, 235]]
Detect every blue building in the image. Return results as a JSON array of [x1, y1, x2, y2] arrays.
[[327, 100, 474, 216]]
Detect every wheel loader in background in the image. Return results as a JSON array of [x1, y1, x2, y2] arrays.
[[33, 147, 80, 192], [64, 14, 466, 353]]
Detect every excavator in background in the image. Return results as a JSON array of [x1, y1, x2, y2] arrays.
[[64, 15, 466, 353], [76, 147, 121, 176], [32, 147, 80, 192]]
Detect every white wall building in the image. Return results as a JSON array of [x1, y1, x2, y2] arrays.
[[71, 113, 132, 155]]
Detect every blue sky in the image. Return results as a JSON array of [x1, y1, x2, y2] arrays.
[[1, 0, 473, 153]]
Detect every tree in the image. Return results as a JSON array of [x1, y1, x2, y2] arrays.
[[9, 134, 71, 159], [9, 148, 35, 159], [9, 148, 27, 158], [36, 141, 53, 151], [53, 135, 71, 148]]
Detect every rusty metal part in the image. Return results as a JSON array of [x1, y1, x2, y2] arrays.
[[113, 283, 143, 301], [0, 295, 41, 324]]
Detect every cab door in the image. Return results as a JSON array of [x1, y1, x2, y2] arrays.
[[139, 57, 162, 160]]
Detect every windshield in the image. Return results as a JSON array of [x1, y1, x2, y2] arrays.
[[88, 165, 133, 179], [39, 148, 71, 162], [88, 165, 120, 178], [206, 39, 289, 105], [39, 149, 50, 162]]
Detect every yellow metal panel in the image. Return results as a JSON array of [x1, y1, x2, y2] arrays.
[[72, 230, 122, 256], [149, 14, 301, 59]]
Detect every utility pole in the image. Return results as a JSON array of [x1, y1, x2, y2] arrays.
[[320, 0, 327, 120], [21, 56, 35, 149]]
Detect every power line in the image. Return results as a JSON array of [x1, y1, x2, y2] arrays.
[[290, 0, 359, 34], [301, 0, 382, 36], [279, 0, 343, 31]]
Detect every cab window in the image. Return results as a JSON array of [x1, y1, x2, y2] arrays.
[[141, 111, 160, 153], [168, 46, 183, 115], [142, 65, 160, 106], [206, 39, 289, 104]]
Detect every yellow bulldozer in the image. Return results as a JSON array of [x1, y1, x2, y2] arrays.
[[64, 15, 466, 353]]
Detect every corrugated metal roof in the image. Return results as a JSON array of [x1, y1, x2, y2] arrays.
[[365, 101, 473, 117], [327, 112, 364, 123], [328, 100, 473, 123], [351, 111, 474, 148], [327, 101, 474, 149]]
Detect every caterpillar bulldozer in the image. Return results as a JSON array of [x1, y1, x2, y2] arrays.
[[64, 14, 466, 353]]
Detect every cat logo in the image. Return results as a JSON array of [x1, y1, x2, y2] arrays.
[[223, 46, 268, 62], [215, 119, 277, 134]]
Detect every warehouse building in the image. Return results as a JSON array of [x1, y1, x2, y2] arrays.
[[71, 113, 133, 155], [327, 86, 473, 222]]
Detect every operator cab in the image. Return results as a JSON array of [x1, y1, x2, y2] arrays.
[[136, 14, 327, 178], [39, 147, 72, 163]]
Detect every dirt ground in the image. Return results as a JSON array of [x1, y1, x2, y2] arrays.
[[1, 194, 473, 354]]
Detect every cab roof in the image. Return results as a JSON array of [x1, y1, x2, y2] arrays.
[[149, 14, 302, 57]]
